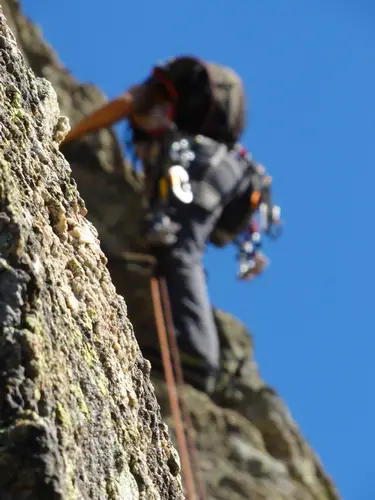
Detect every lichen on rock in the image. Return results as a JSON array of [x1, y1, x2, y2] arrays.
[[0, 6, 183, 499]]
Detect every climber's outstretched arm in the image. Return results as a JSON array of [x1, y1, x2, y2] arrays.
[[61, 92, 134, 144], [61, 80, 169, 145]]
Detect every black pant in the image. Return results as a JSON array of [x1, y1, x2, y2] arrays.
[[155, 140, 247, 374]]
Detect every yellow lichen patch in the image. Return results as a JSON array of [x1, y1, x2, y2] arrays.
[[97, 372, 109, 397], [87, 307, 97, 319], [66, 257, 84, 276], [56, 401, 72, 429], [128, 389, 138, 409], [71, 327, 83, 340], [23, 314, 47, 341], [82, 343, 98, 368], [70, 384, 91, 420], [82, 311, 94, 330], [126, 422, 142, 446], [6, 84, 22, 110], [106, 478, 118, 499], [16, 410, 40, 422]]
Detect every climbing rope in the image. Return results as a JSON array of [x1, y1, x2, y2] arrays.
[[150, 277, 197, 499], [150, 276, 207, 500], [159, 277, 207, 500]]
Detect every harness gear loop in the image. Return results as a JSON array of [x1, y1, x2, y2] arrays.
[[150, 277, 198, 500], [159, 278, 208, 500], [159, 176, 169, 201]]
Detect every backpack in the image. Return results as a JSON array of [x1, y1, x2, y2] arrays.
[[151, 56, 247, 145], [209, 148, 276, 247], [201, 61, 247, 145]]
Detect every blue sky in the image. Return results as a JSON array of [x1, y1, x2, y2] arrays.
[[21, 1, 374, 498]]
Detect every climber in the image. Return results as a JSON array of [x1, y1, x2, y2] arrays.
[[61, 56, 279, 392]]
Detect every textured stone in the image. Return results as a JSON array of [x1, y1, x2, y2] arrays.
[[0, 6, 183, 499], [2, 2, 342, 499]]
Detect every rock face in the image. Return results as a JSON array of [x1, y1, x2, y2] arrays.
[[2, 2, 342, 499], [0, 6, 183, 499]]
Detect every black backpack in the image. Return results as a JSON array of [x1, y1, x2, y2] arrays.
[[209, 149, 276, 247]]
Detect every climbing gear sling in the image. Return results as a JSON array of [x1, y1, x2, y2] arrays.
[[150, 275, 207, 500]]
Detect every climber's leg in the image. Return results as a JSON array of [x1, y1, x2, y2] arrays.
[[155, 206, 219, 390], [152, 145, 249, 390]]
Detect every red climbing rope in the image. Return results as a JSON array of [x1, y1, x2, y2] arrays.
[[159, 277, 207, 500], [150, 276, 198, 500]]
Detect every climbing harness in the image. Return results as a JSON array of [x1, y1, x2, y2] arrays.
[[144, 132, 196, 247], [150, 276, 207, 500]]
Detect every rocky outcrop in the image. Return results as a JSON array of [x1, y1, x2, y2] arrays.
[[0, 7, 183, 499], [2, 2, 342, 499]]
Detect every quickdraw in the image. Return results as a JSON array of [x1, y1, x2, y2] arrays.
[[234, 159, 283, 281], [235, 222, 265, 281]]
